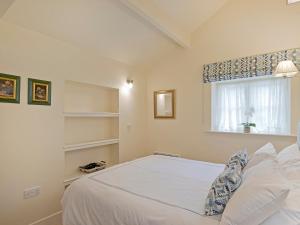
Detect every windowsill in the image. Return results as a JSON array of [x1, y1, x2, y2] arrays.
[[206, 130, 297, 137]]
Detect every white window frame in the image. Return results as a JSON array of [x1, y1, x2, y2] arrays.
[[211, 77, 291, 135]]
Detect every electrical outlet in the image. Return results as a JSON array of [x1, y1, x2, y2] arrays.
[[23, 186, 40, 199]]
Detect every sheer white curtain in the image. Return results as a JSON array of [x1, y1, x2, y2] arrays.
[[211, 77, 291, 134]]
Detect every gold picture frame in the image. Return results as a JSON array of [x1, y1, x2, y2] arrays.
[[154, 89, 175, 119], [0, 73, 21, 104], [28, 78, 51, 105]]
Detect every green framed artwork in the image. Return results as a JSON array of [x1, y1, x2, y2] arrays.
[[28, 78, 51, 105], [0, 73, 21, 104]]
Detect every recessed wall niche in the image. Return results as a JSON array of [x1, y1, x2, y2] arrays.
[[63, 80, 119, 186]]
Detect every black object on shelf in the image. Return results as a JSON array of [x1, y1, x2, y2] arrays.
[[79, 161, 106, 173]]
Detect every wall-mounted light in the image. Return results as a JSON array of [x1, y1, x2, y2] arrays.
[[126, 79, 133, 89], [121, 79, 133, 95], [274, 60, 299, 78]]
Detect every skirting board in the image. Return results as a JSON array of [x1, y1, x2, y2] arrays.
[[28, 211, 62, 225], [153, 151, 181, 157]]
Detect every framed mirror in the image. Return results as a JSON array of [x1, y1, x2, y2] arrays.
[[154, 90, 175, 119]]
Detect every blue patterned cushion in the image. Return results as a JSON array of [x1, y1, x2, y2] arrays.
[[204, 166, 242, 216], [226, 149, 248, 169]]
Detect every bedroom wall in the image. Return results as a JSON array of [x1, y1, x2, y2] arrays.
[[146, 0, 300, 163], [0, 20, 148, 225]]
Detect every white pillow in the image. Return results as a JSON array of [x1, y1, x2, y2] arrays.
[[220, 160, 290, 225], [243, 158, 277, 181], [244, 143, 277, 171], [255, 143, 277, 156], [281, 162, 300, 181], [277, 144, 300, 165], [261, 209, 300, 225], [277, 144, 300, 181], [261, 186, 300, 225]]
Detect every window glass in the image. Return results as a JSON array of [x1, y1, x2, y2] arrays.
[[211, 77, 291, 134]]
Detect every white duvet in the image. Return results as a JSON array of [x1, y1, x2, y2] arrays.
[[62, 155, 225, 225]]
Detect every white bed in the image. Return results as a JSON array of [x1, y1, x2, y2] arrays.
[[62, 155, 225, 225]]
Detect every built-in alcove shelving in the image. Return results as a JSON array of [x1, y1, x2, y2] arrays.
[[63, 80, 119, 185], [63, 175, 83, 186], [63, 138, 120, 152]]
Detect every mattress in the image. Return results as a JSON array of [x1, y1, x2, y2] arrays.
[[62, 155, 225, 225]]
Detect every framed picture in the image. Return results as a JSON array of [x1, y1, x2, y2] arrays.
[[0, 73, 21, 104], [28, 78, 51, 105], [154, 89, 175, 119]]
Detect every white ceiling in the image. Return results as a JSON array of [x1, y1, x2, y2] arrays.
[[2, 0, 179, 67], [0, 0, 14, 17], [152, 0, 228, 33], [1, 0, 229, 68]]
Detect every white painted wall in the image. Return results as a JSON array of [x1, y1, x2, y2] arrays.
[[146, 0, 300, 163], [2, 0, 300, 224], [0, 20, 148, 225]]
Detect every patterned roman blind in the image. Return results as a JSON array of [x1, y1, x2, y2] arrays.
[[203, 48, 300, 83]]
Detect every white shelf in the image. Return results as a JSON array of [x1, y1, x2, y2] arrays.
[[64, 138, 119, 152], [63, 175, 82, 184], [63, 168, 107, 185], [64, 112, 119, 118]]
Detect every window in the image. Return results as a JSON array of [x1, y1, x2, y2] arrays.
[[211, 77, 291, 135]]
